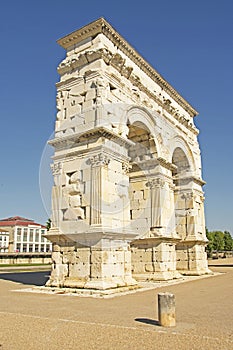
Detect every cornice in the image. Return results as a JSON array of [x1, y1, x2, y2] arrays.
[[131, 157, 176, 172], [103, 71, 198, 135], [48, 126, 134, 149], [57, 18, 105, 49], [192, 176, 206, 186], [179, 238, 208, 245], [52, 144, 130, 165], [57, 17, 198, 118], [132, 236, 181, 244], [173, 175, 206, 186], [157, 157, 177, 171]]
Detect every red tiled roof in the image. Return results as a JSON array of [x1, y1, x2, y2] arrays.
[[0, 216, 46, 228]]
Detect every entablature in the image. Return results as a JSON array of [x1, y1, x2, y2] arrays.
[[173, 175, 206, 187], [49, 126, 134, 150], [57, 18, 198, 119], [56, 46, 199, 136]]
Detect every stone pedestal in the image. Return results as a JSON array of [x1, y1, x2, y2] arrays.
[[46, 230, 137, 289], [173, 179, 210, 275], [176, 240, 211, 275], [131, 238, 181, 281]]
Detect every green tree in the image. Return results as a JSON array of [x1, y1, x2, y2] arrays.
[[224, 231, 233, 251], [206, 229, 233, 257], [212, 231, 225, 251], [46, 218, 51, 231], [206, 230, 226, 257], [206, 229, 214, 257]]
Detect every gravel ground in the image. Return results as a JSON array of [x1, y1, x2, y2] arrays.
[[0, 259, 232, 350]]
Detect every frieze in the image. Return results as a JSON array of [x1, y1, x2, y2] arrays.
[[110, 53, 125, 70], [128, 73, 199, 135], [57, 18, 198, 118], [57, 46, 198, 135]]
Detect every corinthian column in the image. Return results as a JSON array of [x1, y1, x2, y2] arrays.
[[89, 153, 110, 226], [147, 178, 165, 231], [50, 162, 63, 229]]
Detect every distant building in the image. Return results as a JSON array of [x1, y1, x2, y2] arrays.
[[0, 216, 52, 253], [0, 228, 9, 252]]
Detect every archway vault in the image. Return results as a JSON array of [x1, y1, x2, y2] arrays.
[[169, 135, 196, 173], [126, 106, 161, 158]]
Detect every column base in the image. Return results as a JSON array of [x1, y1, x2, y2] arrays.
[[133, 270, 182, 282], [131, 237, 180, 282], [46, 276, 138, 290], [84, 276, 137, 290], [178, 268, 212, 276], [176, 239, 211, 275], [45, 228, 138, 291]]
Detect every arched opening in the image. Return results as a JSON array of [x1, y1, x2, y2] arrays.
[[172, 147, 191, 240], [127, 118, 180, 280], [172, 147, 190, 177], [172, 147, 194, 271], [126, 121, 158, 236], [128, 122, 157, 170]]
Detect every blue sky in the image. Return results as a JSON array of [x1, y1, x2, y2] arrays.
[[0, 0, 232, 234]]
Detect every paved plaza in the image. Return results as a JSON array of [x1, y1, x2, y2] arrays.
[[0, 260, 232, 349]]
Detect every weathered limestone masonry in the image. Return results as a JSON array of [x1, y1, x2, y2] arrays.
[[45, 18, 210, 290]]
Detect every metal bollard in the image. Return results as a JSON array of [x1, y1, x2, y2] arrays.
[[158, 292, 176, 327]]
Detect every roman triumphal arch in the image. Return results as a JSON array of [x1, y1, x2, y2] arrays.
[[45, 18, 210, 290]]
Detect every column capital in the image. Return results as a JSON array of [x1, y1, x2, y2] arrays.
[[146, 178, 165, 189], [51, 162, 62, 175], [122, 161, 131, 174], [168, 182, 175, 191], [89, 153, 110, 167], [181, 192, 193, 200]]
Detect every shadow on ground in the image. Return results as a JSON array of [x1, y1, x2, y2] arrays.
[[208, 263, 233, 267], [0, 271, 50, 286], [135, 318, 160, 326]]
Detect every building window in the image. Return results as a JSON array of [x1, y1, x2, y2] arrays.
[[46, 245, 51, 252], [28, 244, 33, 252], [23, 228, 28, 242], [35, 229, 39, 242], [29, 229, 34, 242], [34, 244, 39, 252], [41, 229, 45, 242], [22, 244, 27, 252], [16, 243, 21, 252], [17, 228, 22, 242]]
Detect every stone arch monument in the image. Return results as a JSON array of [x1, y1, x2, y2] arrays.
[[45, 18, 209, 290]]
